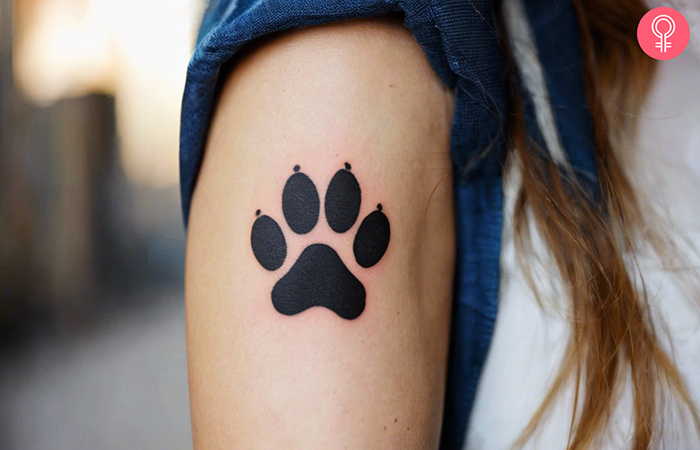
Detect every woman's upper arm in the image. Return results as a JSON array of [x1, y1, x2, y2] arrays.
[[185, 16, 456, 448]]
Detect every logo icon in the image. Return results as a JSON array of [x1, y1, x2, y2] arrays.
[[652, 14, 675, 52], [638, 7, 690, 60]]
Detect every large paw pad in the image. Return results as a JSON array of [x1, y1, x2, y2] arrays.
[[251, 164, 390, 320]]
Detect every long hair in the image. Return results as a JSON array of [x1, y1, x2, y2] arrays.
[[500, 0, 700, 448]]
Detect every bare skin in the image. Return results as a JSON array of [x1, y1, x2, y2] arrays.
[[185, 16, 456, 449]]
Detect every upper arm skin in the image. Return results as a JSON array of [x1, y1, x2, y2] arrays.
[[185, 16, 456, 449]]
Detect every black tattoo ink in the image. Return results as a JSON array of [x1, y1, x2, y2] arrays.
[[324, 162, 361, 233], [250, 163, 390, 320], [282, 165, 319, 234], [251, 213, 287, 271], [272, 244, 365, 319], [353, 204, 391, 268]]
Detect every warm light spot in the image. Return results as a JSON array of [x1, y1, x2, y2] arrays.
[[14, 0, 204, 187]]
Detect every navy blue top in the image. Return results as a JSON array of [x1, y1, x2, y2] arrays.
[[179, 0, 595, 447]]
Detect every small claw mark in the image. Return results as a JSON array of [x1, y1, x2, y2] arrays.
[[345, 162, 351, 170], [255, 209, 261, 216], [293, 165, 300, 172]]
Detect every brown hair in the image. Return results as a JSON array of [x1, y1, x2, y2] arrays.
[[502, 0, 700, 448]]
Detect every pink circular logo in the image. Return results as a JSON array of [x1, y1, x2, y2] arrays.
[[638, 7, 690, 60]]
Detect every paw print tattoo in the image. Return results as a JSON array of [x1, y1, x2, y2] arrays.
[[251, 163, 390, 320]]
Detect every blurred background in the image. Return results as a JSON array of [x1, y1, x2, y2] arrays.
[[0, 0, 202, 447]]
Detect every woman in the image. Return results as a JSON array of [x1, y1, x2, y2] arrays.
[[180, 0, 700, 447]]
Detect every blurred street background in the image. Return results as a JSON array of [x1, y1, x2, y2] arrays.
[[0, 0, 201, 447]]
